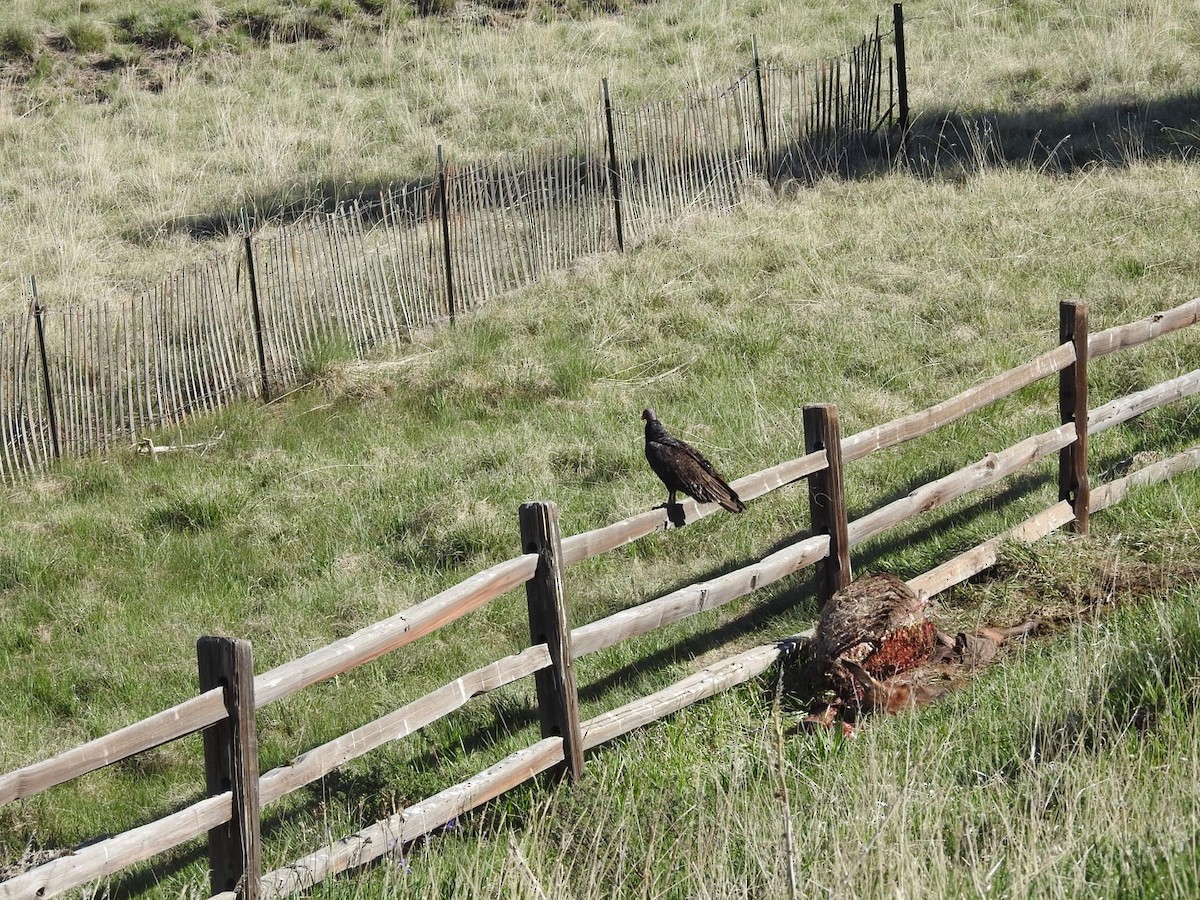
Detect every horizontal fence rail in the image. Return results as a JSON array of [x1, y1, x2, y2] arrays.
[[2, 295, 1198, 900]]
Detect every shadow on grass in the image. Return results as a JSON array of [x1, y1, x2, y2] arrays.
[[153, 88, 1200, 246]]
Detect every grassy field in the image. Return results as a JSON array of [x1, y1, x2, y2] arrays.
[[1, 0, 1199, 897], [1, 0, 1198, 309]]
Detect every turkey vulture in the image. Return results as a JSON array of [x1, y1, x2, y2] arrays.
[[642, 408, 745, 513]]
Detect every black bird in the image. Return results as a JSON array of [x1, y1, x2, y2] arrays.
[[642, 408, 745, 513]]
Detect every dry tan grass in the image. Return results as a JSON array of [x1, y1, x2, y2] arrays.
[[1, 0, 1196, 312]]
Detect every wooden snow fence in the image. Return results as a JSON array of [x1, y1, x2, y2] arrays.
[[0, 13, 901, 484], [1, 297, 1198, 900]]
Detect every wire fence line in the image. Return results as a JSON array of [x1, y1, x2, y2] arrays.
[[0, 10, 903, 484]]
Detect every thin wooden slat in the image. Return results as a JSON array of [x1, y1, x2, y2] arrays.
[[340, 207, 377, 344], [552, 139, 567, 270], [86, 306, 101, 450], [182, 269, 208, 416], [122, 301, 136, 440], [499, 156, 532, 287], [333, 209, 373, 351], [381, 231, 417, 336], [313, 216, 347, 350], [181, 268, 208, 413], [395, 183, 429, 328], [165, 274, 186, 419], [287, 226, 317, 378], [451, 165, 478, 310], [100, 302, 118, 448], [0, 315, 18, 479], [93, 304, 107, 450], [211, 252, 252, 400], [139, 291, 156, 426], [15, 312, 31, 466], [533, 146, 553, 280], [196, 263, 229, 410], [487, 158, 518, 290], [356, 203, 401, 343], [277, 228, 314, 368], [80, 306, 96, 452], [159, 279, 184, 425], [48, 308, 70, 457], [201, 261, 231, 410]]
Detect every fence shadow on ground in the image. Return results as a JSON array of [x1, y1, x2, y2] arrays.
[[160, 86, 1200, 248], [902, 89, 1200, 177]]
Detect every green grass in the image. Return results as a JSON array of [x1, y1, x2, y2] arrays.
[[1, 0, 1200, 896], [0, 176, 1197, 894]]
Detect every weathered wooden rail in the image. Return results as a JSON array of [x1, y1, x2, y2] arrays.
[[0, 296, 1197, 900]]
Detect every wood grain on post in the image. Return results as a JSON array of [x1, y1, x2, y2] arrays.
[[1059, 300, 1090, 534], [804, 404, 852, 605], [519, 502, 584, 781], [198, 637, 262, 900]]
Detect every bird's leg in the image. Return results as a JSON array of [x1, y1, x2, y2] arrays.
[[665, 490, 686, 528]]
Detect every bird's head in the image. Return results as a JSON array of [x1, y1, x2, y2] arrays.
[[641, 408, 657, 423]]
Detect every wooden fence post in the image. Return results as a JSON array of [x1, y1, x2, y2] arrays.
[[601, 79, 625, 253], [29, 277, 61, 460], [892, 3, 909, 140], [804, 404, 852, 605], [197, 636, 262, 900], [519, 501, 584, 781], [751, 35, 771, 173], [436, 145, 457, 323], [242, 235, 271, 403], [1059, 300, 1090, 534]]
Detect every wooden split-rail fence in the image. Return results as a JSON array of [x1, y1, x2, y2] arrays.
[[0, 296, 1197, 899], [0, 8, 908, 484]]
